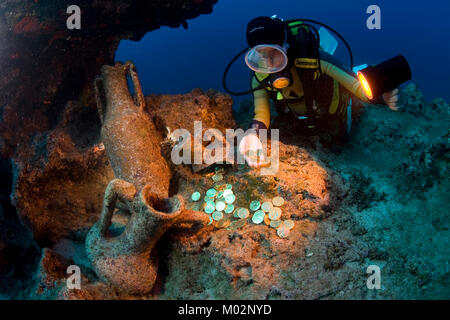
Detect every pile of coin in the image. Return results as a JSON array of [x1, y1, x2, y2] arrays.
[[248, 196, 295, 238], [189, 167, 295, 238]]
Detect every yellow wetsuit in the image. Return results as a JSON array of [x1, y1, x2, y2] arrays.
[[252, 58, 370, 129]]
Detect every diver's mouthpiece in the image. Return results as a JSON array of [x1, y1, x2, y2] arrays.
[[358, 55, 412, 100]]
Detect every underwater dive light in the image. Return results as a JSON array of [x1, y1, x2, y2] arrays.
[[357, 55, 412, 100]]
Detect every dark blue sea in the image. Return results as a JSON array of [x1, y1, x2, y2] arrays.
[[116, 0, 450, 105]]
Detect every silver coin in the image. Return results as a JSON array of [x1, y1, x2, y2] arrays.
[[204, 203, 215, 214], [272, 196, 285, 207], [283, 219, 295, 230], [249, 200, 261, 211], [277, 226, 290, 238], [212, 211, 224, 221], [246, 150, 256, 157], [270, 220, 282, 228], [261, 201, 273, 212], [224, 204, 235, 214], [215, 201, 226, 212], [223, 189, 233, 197], [252, 210, 265, 224], [206, 189, 217, 198], [205, 200, 215, 207], [225, 194, 236, 204], [191, 192, 201, 202], [269, 207, 282, 220], [212, 174, 223, 182], [237, 208, 250, 219]]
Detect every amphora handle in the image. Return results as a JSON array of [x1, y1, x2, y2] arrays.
[[125, 61, 146, 112], [98, 179, 137, 237]]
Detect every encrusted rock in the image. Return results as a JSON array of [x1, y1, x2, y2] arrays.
[[12, 101, 115, 244], [399, 83, 426, 115]]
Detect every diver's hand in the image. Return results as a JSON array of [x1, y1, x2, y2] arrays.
[[383, 88, 399, 111], [239, 131, 266, 168]]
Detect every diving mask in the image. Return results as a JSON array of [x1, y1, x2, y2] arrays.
[[245, 44, 288, 74]]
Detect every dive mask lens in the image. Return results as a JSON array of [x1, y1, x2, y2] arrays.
[[245, 44, 288, 74]]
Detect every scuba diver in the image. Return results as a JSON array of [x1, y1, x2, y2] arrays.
[[223, 16, 409, 168]]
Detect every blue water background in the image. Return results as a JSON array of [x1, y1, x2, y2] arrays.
[[116, 0, 450, 106]]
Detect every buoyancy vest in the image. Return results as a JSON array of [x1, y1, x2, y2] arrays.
[[252, 21, 349, 122]]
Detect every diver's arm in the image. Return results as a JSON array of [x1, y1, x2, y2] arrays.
[[238, 77, 270, 168], [321, 60, 400, 109], [320, 60, 371, 103], [252, 77, 271, 129]]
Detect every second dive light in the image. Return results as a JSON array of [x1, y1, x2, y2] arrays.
[[357, 55, 412, 100]]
